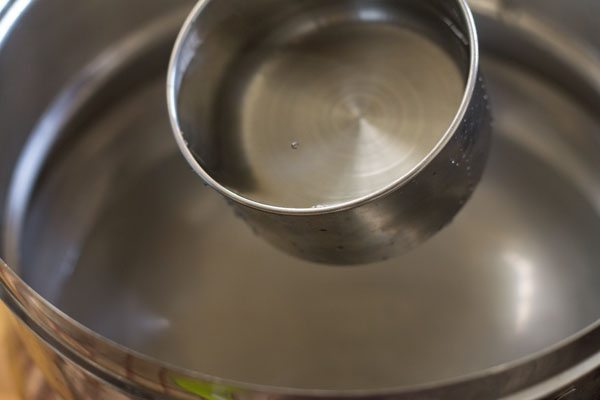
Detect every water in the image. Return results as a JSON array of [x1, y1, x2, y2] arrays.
[[18, 60, 600, 391], [35, 138, 600, 390], [180, 14, 466, 208]]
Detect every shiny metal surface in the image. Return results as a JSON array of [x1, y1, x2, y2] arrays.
[[1, 0, 600, 399], [20, 47, 600, 391], [168, 0, 491, 264]]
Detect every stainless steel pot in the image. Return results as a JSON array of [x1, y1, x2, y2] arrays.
[[1, 0, 600, 399]]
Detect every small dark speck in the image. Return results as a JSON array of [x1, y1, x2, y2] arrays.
[[320, 229, 328, 232], [336, 246, 345, 251]]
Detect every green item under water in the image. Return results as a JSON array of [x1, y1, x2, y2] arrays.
[[174, 376, 236, 400]]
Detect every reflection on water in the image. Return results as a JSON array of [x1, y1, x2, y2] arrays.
[[503, 251, 535, 334]]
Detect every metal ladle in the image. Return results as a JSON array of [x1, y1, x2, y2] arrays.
[[167, 0, 491, 265]]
